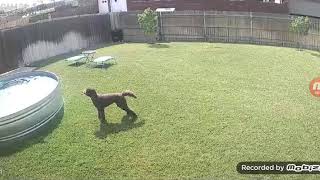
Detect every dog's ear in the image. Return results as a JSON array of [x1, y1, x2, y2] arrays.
[[85, 88, 98, 98], [83, 88, 90, 96]]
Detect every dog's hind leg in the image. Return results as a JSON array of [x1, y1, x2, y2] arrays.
[[116, 98, 137, 117], [98, 109, 107, 124]]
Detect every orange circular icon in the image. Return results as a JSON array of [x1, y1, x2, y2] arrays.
[[310, 78, 320, 97]]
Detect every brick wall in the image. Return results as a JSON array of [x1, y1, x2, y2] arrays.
[[50, 0, 99, 19], [78, 0, 98, 10], [51, 5, 99, 19], [289, 0, 320, 17], [127, 0, 288, 14]]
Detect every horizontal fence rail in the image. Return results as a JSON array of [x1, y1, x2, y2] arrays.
[[115, 11, 320, 50]]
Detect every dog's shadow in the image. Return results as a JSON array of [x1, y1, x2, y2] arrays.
[[94, 115, 144, 139]]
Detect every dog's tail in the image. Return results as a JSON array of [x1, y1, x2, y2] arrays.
[[122, 90, 137, 98]]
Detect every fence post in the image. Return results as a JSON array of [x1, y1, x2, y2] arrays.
[[250, 12, 253, 43], [158, 12, 163, 41], [203, 11, 207, 41], [227, 15, 230, 42]]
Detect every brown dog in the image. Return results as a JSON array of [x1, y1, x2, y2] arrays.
[[84, 88, 137, 124]]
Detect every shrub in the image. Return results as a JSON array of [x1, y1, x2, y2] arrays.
[[137, 8, 158, 42], [290, 16, 310, 50]]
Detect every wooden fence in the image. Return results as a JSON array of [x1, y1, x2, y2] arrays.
[[0, 14, 112, 74], [117, 11, 320, 50]]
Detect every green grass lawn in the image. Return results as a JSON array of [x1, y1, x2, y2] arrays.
[[2, 42, 320, 180]]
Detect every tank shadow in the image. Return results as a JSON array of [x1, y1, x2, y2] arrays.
[[0, 105, 64, 157], [94, 114, 144, 139]]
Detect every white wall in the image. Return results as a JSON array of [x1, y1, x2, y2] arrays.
[[111, 0, 127, 12], [98, 0, 127, 13], [98, 0, 109, 14]]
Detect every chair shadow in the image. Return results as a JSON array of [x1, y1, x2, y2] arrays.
[[149, 44, 170, 49], [311, 52, 320, 58], [94, 114, 144, 139], [92, 63, 115, 69], [68, 62, 86, 67], [0, 106, 65, 157]]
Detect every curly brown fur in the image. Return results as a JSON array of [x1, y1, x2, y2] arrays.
[[83, 88, 137, 124]]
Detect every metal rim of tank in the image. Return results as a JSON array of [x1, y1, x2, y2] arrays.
[[0, 70, 64, 144], [0, 71, 60, 121]]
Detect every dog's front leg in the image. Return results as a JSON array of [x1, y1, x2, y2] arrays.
[[98, 109, 107, 124]]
